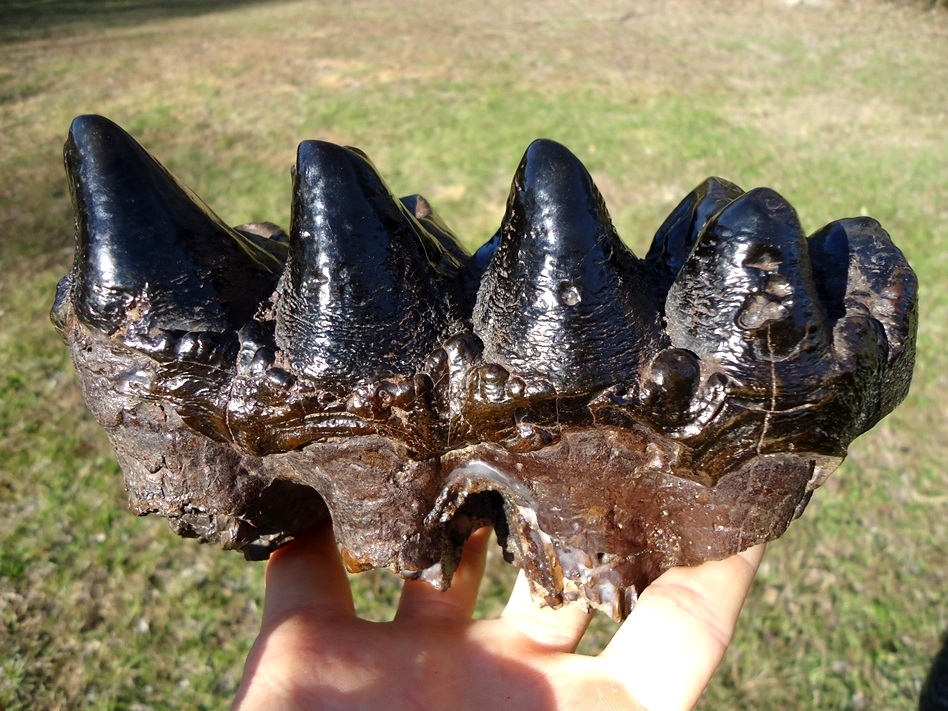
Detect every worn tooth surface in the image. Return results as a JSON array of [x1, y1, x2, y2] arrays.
[[59, 114, 285, 336], [808, 216, 918, 428], [275, 140, 467, 385], [53, 117, 919, 622], [665, 187, 830, 385], [473, 139, 658, 393]]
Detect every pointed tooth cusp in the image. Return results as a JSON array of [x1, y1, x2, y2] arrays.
[[645, 177, 745, 288], [473, 139, 657, 393], [665, 187, 830, 382], [275, 140, 467, 385], [62, 114, 284, 337]]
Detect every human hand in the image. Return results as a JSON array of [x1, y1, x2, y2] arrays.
[[233, 521, 764, 711]]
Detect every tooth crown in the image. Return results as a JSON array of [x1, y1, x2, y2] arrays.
[[58, 115, 284, 337], [53, 115, 918, 621], [472, 139, 660, 395], [274, 140, 467, 386]]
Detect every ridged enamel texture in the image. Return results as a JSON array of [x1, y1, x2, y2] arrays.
[[275, 141, 470, 385], [472, 140, 660, 394], [52, 115, 918, 620]]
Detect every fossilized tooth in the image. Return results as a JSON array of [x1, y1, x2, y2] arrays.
[[274, 140, 469, 384], [52, 114, 286, 338], [665, 187, 830, 387], [644, 176, 745, 290], [473, 139, 659, 393], [50, 116, 920, 622]]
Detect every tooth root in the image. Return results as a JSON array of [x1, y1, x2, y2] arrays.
[[644, 177, 745, 288], [472, 139, 655, 392], [665, 187, 829, 371], [63, 114, 286, 336], [275, 140, 466, 384]]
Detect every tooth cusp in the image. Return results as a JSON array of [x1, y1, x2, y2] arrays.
[[473, 139, 658, 394], [665, 187, 830, 385], [64, 114, 284, 336], [274, 140, 468, 386], [645, 176, 745, 289], [808, 216, 918, 425]]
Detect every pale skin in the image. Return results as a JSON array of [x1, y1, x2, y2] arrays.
[[233, 521, 764, 711]]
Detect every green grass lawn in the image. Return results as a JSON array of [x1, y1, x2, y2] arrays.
[[1, 1, 946, 708]]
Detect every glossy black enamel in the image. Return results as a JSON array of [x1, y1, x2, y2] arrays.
[[473, 139, 660, 393], [275, 140, 467, 384], [59, 114, 284, 337], [666, 187, 829, 381]]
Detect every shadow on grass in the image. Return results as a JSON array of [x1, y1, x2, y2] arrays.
[[920, 630, 948, 711], [0, 0, 286, 42]]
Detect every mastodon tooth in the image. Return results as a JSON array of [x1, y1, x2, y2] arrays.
[[58, 114, 286, 336], [472, 139, 658, 392], [644, 176, 745, 289], [665, 187, 829, 380], [50, 114, 922, 623], [275, 140, 468, 384]]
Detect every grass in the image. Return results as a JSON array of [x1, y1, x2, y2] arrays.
[[1, 1, 947, 708]]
